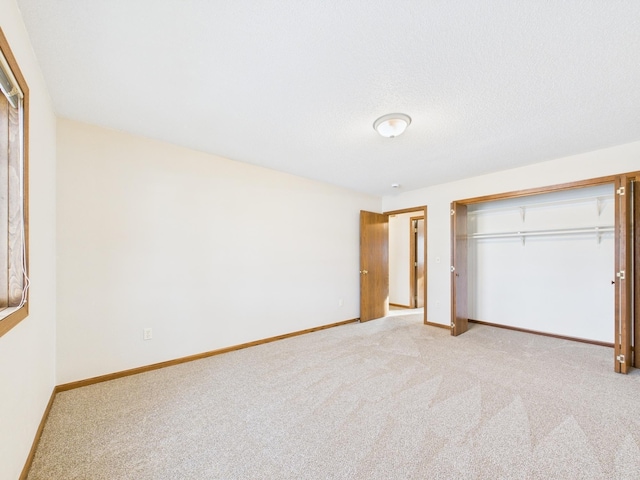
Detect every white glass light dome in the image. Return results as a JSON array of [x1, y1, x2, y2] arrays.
[[373, 113, 411, 138]]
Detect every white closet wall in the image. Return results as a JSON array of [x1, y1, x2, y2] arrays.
[[468, 184, 615, 342]]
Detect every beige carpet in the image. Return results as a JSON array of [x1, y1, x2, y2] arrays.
[[27, 315, 640, 479]]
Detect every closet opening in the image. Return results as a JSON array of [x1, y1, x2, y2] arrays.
[[451, 174, 638, 373]]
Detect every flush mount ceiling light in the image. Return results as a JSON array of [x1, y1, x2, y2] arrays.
[[373, 113, 411, 138]]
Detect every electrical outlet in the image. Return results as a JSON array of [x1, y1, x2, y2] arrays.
[[143, 328, 153, 340]]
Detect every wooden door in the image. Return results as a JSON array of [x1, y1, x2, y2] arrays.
[[635, 180, 640, 368], [360, 211, 389, 322], [410, 217, 425, 308], [451, 202, 469, 336], [614, 176, 633, 373]]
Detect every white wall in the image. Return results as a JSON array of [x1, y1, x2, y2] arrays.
[[383, 141, 640, 334], [0, 1, 57, 479], [389, 212, 413, 306], [56, 119, 380, 384]]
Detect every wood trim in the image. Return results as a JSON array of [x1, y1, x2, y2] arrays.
[[0, 305, 28, 337], [455, 175, 619, 205], [19, 388, 56, 480], [635, 180, 640, 367], [423, 207, 428, 324], [0, 29, 29, 93], [618, 170, 640, 182], [57, 319, 359, 392], [0, 27, 30, 339], [409, 215, 424, 308], [389, 303, 412, 309], [425, 320, 449, 329], [468, 319, 614, 348]]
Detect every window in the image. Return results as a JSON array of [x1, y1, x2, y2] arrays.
[[0, 29, 29, 337]]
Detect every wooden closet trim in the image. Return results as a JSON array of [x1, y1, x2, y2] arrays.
[[455, 175, 619, 205], [468, 318, 614, 348]]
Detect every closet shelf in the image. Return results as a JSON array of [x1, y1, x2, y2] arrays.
[[468, 225, 614, 242], [467, 194, 614, 218]]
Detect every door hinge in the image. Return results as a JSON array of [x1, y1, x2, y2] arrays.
[[450, 266, 455, 272], [451, 322, 455, 328], [617, 354, 625, 363], [414, 228, 418, 233], [450, 209, 455, 216], [616, 270, 626, 280], [616, 186, 625, 195], [414, 261, 418, 267]]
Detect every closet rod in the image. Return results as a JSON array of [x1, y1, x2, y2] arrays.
[[469, 225, 614, 240]]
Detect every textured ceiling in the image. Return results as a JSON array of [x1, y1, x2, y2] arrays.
[[16, 1, 640, 196]]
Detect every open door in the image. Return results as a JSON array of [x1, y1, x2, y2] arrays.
[[615, 176, 633, 373], [451, 202, 468, 336], [635, 180, 640, 368], [360, 211, 388, 322]]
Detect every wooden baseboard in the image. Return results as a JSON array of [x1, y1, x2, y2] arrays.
[[57, 318, 359, 392], [389, 303, 412, 309], [22, 318, 358, 477], [468, 319, 614, 348], [20, 387, 57, 480], [424, 320, 449, 329]]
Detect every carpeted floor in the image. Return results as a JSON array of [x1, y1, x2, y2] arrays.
[[27, 315, 640, 479]]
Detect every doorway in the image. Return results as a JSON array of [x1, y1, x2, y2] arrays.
[[360, 206, 427, 324], [388, 212, 424, 310]]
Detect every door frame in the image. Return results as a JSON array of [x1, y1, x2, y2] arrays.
[[409, 215, 425, 308], [450, 173, 638, 373], [385, 206, 428, 326]]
